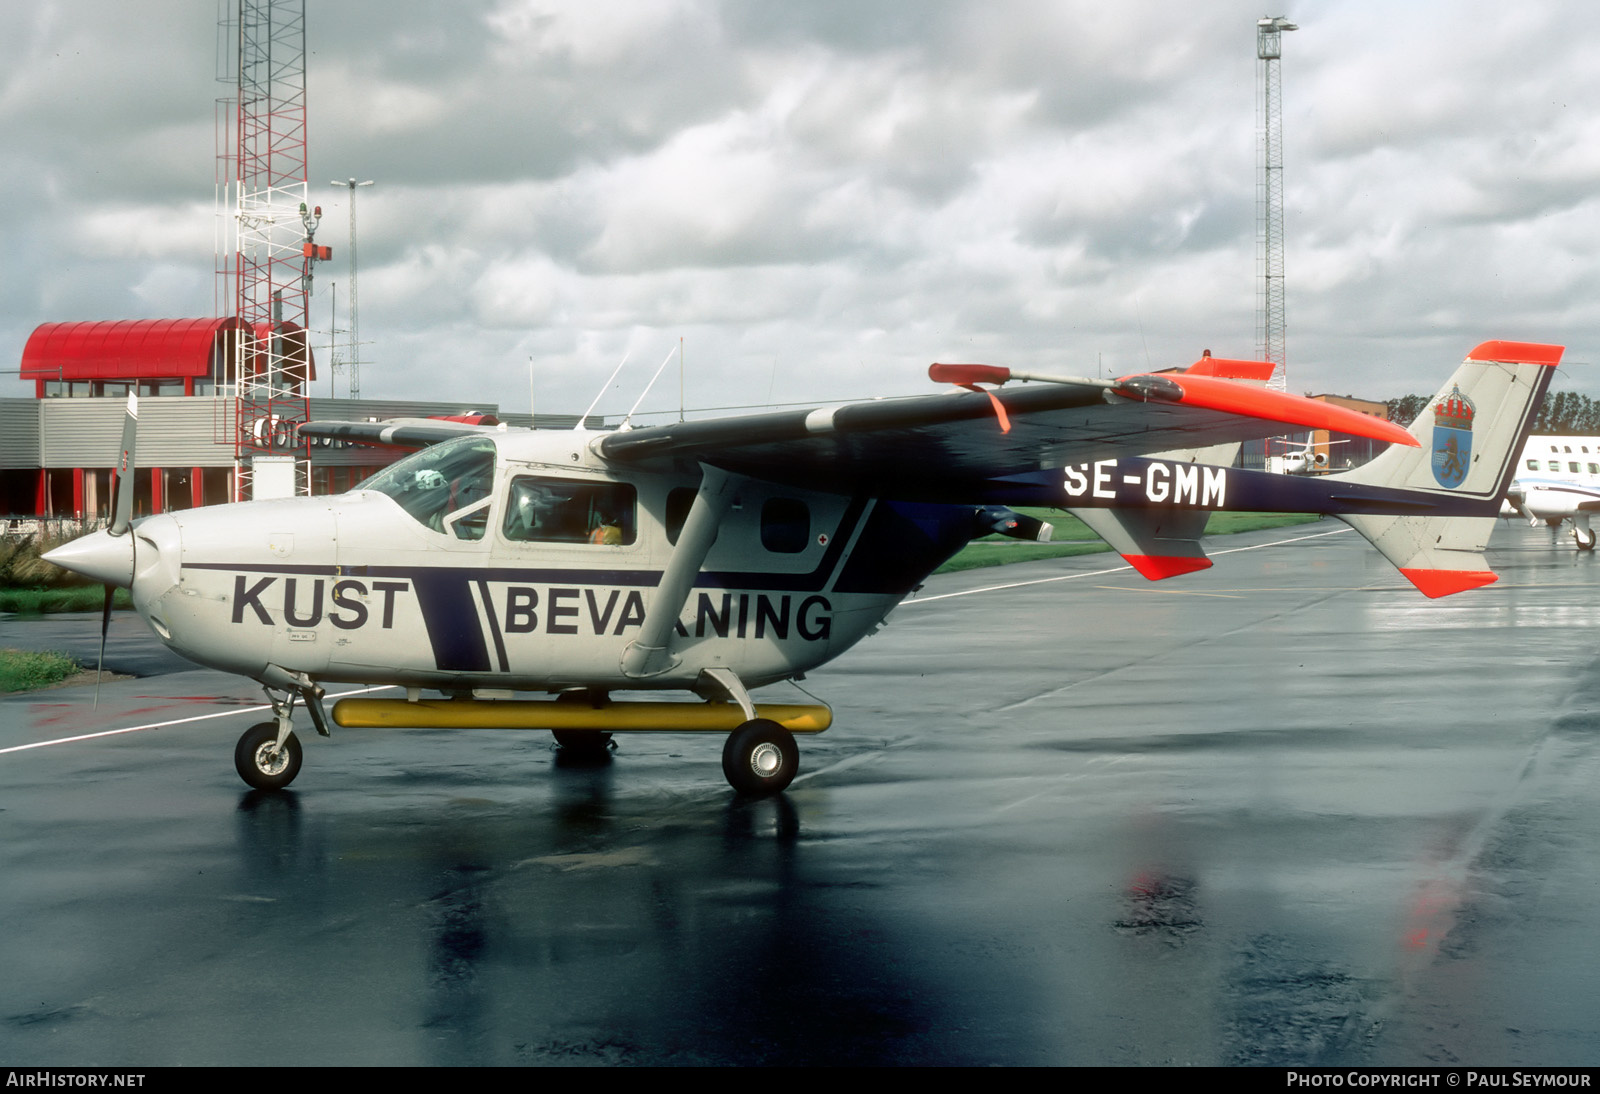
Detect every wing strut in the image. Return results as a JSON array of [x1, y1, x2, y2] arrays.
[[621, 464, 742, 679]]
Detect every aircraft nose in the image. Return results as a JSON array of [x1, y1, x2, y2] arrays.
[[43, 528, 135, 588]]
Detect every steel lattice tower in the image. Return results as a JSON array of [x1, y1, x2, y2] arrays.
[[1256, 16, 1296, 391], [332, 178, 373, 400], [216, 0, 317, 500]]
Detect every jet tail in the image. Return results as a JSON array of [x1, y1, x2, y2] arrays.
[[1331, 341, 1561, 597]]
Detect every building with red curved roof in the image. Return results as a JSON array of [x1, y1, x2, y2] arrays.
[[2, 317, 573, 527], [21, 317, 313, 398]]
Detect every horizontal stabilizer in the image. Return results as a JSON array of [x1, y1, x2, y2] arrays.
[[1397, 567, 1498, 599], [1070, 506, 1212, 581]]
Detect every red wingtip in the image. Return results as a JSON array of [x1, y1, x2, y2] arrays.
[[1465, 341, 1563, 367], [930, 362, 1012, 386], [1123, 554, 1213, 581], [1183, 357, 1276, 381], [1398, 568, 1498, 598]]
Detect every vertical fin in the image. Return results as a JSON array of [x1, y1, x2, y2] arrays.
[[1332, 341, 1561, 597]]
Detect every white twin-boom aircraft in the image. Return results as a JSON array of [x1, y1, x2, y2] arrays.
[[45, 340, 1560, 796]]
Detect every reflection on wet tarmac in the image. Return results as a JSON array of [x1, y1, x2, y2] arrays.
[[3, 524, 1600, 1064]]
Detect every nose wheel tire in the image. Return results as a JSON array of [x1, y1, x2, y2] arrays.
[[722, 719, 799, 796], [235, 722, 303, 791]]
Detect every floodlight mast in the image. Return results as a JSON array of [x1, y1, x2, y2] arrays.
[[332, 178, 374, 400], [1257, 16, 1297, 392]]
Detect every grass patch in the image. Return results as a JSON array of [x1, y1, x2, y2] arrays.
[[935, 509, 1321, 574], [0, 648, 81, 692], [0, 586, 130, 615], [0, 529, 136, 614], [1, 530, 127, 614]]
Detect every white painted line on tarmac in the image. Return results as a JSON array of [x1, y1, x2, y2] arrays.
[[903, 526, 1352, 604], [0, 685, 397, 756]]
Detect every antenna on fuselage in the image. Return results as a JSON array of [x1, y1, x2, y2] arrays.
[[575, 353, 630, 431], [619, 345, 680, 432]]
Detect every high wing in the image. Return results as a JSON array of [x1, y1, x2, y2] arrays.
[[590, 360, 1414, 501], [302, 417, 503, 449]]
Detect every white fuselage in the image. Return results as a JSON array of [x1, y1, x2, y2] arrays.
[[1505, 435, 1600, 521], [116, 429, 911, 694]]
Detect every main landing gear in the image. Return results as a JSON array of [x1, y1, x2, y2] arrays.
[[551, 729, 614, 757], [551, 718, 801, 794], [1574, 525, 1597, 551], [553, 719, 800, 794], [234, 677, 816, 797], [721, 719, 800, 796]]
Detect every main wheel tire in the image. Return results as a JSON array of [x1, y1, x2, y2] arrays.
[[552, 729, 614, 755], [721, 719, 799, 796], [1576, 527, 1597, 551], [234, 722, 303, 791]]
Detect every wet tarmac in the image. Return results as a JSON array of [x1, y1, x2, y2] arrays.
[[3, 521, 1599, 1066]]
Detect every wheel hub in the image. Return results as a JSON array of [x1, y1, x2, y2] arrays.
[[254, 744, 289, 776], [749, 741, 784, 777]]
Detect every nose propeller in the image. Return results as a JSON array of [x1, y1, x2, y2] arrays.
[[96, 394, 138, 705], [42, 395, 138, 706]]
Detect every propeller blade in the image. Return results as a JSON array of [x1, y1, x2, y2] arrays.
[[98, 392, 138, 709], [94, 583, 113, 710], [109, 393, 138, 537]]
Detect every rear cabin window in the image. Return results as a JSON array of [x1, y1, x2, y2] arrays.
[[1527, 459, 1539, 471], [761, 498, 810, 554], [503, 478, 636, 545], [665, 487, 697, 546]]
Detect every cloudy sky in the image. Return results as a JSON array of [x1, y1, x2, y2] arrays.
[[5, 0, 1600, 419]]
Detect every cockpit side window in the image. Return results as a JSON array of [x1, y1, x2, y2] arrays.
[[503, 477, 637, 545], [359, 436, 496, 540]]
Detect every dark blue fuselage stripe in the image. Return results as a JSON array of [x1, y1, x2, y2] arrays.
[[477, 578, 509, 672], [410, 571, 491, 673]]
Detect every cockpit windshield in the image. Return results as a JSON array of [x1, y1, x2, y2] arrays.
[[358, 435, 496, 540]]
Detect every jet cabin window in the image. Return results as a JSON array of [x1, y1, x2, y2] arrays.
[[503, 478, 636, 545], [361, 436, 496, 540]]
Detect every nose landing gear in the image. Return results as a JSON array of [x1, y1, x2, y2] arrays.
[[234, 679, 327, 791], [235, 721, 303, 791]]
